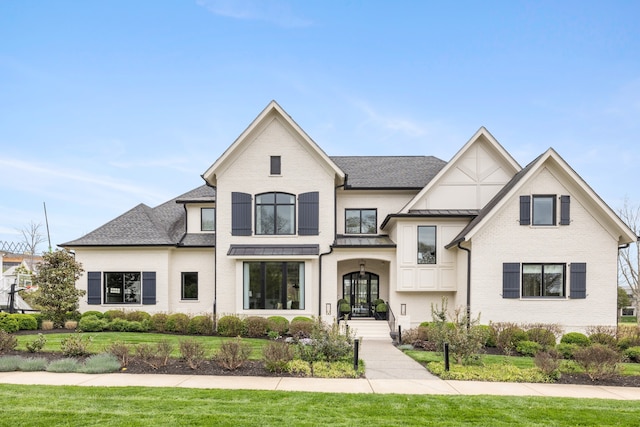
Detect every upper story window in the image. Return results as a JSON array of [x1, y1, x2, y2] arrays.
[[520, 195, 570, 226], [345, 209, 377, 234], [532, 195, 556, 226], [522, 263, 565, 297], [256, 192, 295, 235], [201, 208, 215, 231], [270, 156, 281, 175], [417, 226, 436, 264]]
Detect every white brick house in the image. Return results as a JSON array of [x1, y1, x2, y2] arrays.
[[62, 101, 637, 332]]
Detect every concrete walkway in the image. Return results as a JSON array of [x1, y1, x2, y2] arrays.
[[2, 370, 640, 400], [359, 338, 440, 380]]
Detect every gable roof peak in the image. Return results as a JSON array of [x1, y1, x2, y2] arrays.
[[201, 100, 344, 186]]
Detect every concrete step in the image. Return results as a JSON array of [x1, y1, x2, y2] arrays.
[[342, 319, 391, 340]]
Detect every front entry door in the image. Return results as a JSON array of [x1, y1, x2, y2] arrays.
[[343, 272, 379, 318]]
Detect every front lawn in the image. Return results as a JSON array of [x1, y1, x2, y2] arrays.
[[0, 384, 639, 426]]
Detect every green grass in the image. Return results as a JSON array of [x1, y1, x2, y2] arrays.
[[0, 384, 638, 426], [16, 332, 268, 359]]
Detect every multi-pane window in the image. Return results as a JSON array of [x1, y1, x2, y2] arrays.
[[417, 226, 436, 264], [522, 264, 565, 297], [201, 208, 215, 231], [181, 272, 198, 300], [104, 272, 141, 304], [345, 209, 377, 234], [532, 195, 556, 226], [255, 192, 295, 235], [243, 262, 304, 310]]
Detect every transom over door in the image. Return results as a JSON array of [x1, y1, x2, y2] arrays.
[[342, 272, 379, 318]]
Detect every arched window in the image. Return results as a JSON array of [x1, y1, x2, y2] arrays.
[[255, 192, 295, 235]]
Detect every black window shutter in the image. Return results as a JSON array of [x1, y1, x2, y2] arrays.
[[502, 263, 521, 298], [570, 263, 586, 299], [232, 192, 252, 236], [142, 271, 156, 305], [298, 191, 319, 235], [519, 196, 531, 225], [560, 195, 570, 225], [87, 272, 101, 305]]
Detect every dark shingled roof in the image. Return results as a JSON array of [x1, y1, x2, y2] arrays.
[[227, 244, 319, 256], [61, 185, 216, 247], [179, 234, 216, 247], [334, 235, 396, 248], [330, 156, 446, 189]]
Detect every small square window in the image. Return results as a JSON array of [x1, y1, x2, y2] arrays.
[[270, 156, 281, 175], [532, 195, 555, 226]]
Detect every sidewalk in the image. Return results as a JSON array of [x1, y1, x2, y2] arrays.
[[1, 370, 640, 400]]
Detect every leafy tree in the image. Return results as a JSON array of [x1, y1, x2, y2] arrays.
[[32, 250, 85, 327], [618, 286, 631, 311]]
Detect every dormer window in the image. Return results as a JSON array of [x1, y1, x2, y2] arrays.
[[270, 156, 281, 175], [201, 208, 215, 231]]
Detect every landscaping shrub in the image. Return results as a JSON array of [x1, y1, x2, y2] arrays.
[[103, 310, 126, 321], [18, 357, 48, 372], [243, 316, 268, 338], [534, 349, 562, 379], [623, 346, 640, 363], [262, 340, 295, 373], [81, 311, 104, 319], [25, 333, 47, 353], [526, 327, 556, 349], [215, 337, 251, 370], [0, 330, 18, 353], [289, 317, 314, 338], [179, 339, 208, 369], [427, 361, 548, 383], [60, 333, 92, 357], [573, 344, 620, 381], [266, 316, 289, 336], [0, 355, 22, 371], [165, 313, 191, 334], [150, 313, 169, 332], [125, 311, 151, 323], [41, 320, 54, 330], [108, 318, 147, 333], [81, 353, 122, 374], [473, 325, 496, 347], [187, 315, 214, 335], [46, 358, 81, 373], [10, 314, 37, 331], [78, 315, 108, 332], [0, 313, 19, 333], [588, 332, 617, 349], [134, 340, 173, 369], [64, 320, 78, 330], [217, 315, 245, 337], [560, 332, 590, 347], [496, 325, 527, 355], [516, 340, 542, 357], [556, 343, 579, 359], [617, 336, 640, 351], [105, 341, 131, 367]]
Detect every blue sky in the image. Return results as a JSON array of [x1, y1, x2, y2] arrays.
[[1, 0, 639, 250]]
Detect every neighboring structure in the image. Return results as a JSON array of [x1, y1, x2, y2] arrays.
[[62, 101, 637, 332]]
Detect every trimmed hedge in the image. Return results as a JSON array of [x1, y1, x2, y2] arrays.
[[187, 315, 214, 335], [266, 316, 289, 335], [0, 313, 19, 333], [560, 332, 590, 347], [217, 315, 245, 337]]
